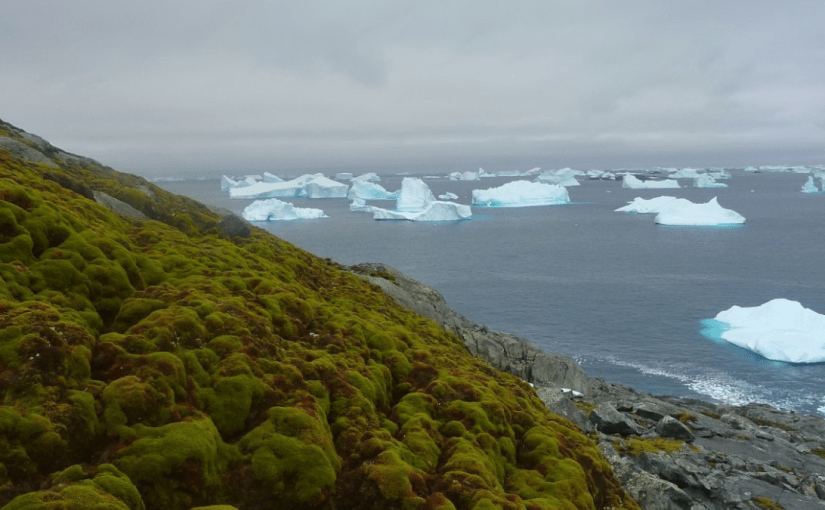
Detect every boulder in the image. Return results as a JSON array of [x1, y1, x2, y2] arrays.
[[655, 416, 695, 443], [589, 403, 644, 435]]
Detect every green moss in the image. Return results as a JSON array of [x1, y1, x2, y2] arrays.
[[750, 495, 786, 509], [614, 436, 686, 457]]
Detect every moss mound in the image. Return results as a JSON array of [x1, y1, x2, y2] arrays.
[[0, 120, 638, 510]]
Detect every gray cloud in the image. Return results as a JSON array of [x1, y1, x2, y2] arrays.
[[2, 1, 824, 175]]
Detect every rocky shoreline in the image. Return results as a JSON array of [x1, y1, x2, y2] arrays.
[[350, 262, 825, 510]]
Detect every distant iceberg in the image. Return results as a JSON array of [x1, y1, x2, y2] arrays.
[[535, 168, 582, 187], [353, 172, 381, 183], [654, 197, 745, 225], [221, 175, 238, 191], [669, 168, 703, 179], [334, 172, 354, 181], [229, 173, 349, 199], [694, 174, 728, 188], [262, 172, 284, 183], [242, 198, 326, 221], [586, 170, 616, 180], [349, 198, 379, 213], [472, 180, 570, 207], [373, 201, 471, 221], [616, 196, 686, 214], [801, 175, 825, 193], [396, 177, 437, 212], [622, 174, 680, 189], [347, 180, 400, 200], [702, 299, 825, 363], [438, 192, 459, 200]]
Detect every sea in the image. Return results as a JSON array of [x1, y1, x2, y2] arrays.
[[155, 169, 825, 416]]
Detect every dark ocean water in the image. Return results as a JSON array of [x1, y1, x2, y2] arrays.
[[157, 170, 825, 415]]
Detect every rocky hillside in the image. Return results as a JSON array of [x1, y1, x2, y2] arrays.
[[356, 263, 825, 510], [0, 119, 638, 509]]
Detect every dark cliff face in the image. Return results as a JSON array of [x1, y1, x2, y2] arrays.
[[0, 119, 638, 510]]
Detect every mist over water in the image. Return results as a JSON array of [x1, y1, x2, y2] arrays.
[[157, 170, 825, 415]]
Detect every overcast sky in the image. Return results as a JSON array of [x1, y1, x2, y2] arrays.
[[3, 1, 825, 176]]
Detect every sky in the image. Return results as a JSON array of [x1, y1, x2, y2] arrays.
[[3, 1, 825, 177]]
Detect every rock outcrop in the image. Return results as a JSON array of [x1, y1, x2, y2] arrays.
[[355, 262, 825, 510]]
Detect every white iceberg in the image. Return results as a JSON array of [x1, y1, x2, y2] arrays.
[[262, 172, 284, 183], [373, 201, 471, 221], [654, 197, 745, 225], [347, 180, 400, 200], [615, 196, 686, 214], [221, 175, 238, 191], [334, 172, 354, 181], [353, 172, 381, 183], [801, 176, 824, 194], [706, 169, 732, 180], [703, 299, 825, 363], [535, 168, 582, 187], [242, 198, 327, 221], [396, 177, 437, 212], [668, 168, 703, 179], [494, 170, 522, 177], [438, 192, 459, 200], [694, 174, 728, 188], [622, 174, 680, 189], [472, 180, 570, 207], [349, 198, 379, 213], [229, 173, 349, 199]]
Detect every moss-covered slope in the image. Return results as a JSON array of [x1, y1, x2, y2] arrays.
[[0, 121, 639, 510]]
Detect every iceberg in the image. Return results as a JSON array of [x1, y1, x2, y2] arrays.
[[694, 174, 728, 188], [472, 180, 570, 207], [702, 299, 825, 363], [801, 176, 818, 193], [221, 175, 238, 191], [334, 172, 354, 181], [349, 198, 379, 213], [438, 192, 459, 200], [622, 174, 680, 189], [242, 198, 326, 221], [493, 170, 522, 177], [586, 170, 616, 180], [262, 172, 284, 183], [229, 173, 349, 199], [396, 177, 437, 212], [372, 201, 471, 221], [654, 197, 745, 225], [535, 168, 582, 187], [668, 168, 703, 179], [347, 180, 400, 200], [353, 172, 381, 183], [615, 196, 686, 214]]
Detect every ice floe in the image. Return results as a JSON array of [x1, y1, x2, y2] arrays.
[[702, 299, 825, 363], [622, 174, 680, 189], [242, 198, 327, 221], [438, 192, 459, 200], [615, 196, 686, 214], [472, 180, 570, 207], [229, 173, 349, 199]]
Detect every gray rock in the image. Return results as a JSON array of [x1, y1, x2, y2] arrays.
[[93, 191, 146, 219], [0, 135, 57, 167], [217, 213, 252, 238], [590, 403, 644, 435], [538, 390, 592, 433], [656, 416, 696, 443]]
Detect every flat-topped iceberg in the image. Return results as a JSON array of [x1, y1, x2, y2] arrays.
[[472, 180, 570, 207], [229, 173, 349, 199], [347, 180, 400, 200], [586, 170, 616, 180], [397, 177, 437, 211], [654, 197, 745, 225], [616, 196, 687, 214], [242, 198, 326, 221], [702, 299, 825, 363], [668, 168, 703, 179], [372, 201, 472, 221], [622, 174, 680, 189], [334, 172, 354, 181], [694, 174, 728, 188]]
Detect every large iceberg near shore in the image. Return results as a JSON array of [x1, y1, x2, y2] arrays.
[[472, 180, 569, 207], [622, 174, 680, 189], [702, 299, 825, 363], [242, 198, 326, 221], [229, 173, 349, 199]]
